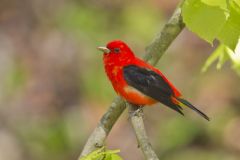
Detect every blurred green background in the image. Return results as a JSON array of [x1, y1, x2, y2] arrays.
[[0, 0, 240, 160]]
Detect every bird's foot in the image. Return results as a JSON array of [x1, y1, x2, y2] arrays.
[[129, 105, 144, 118]]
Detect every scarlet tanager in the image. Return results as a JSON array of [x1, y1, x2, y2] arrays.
[[98, 40, 209, 121]]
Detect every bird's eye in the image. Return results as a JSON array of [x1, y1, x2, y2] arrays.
[[114, 48, 120, 53]]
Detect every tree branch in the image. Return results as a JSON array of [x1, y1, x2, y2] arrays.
[[128, 104, 159, 160], [144, 2, 185, 65], [79, 1, 185, 159], [127, 5, 185, 159], [80, 97, 126, 157]]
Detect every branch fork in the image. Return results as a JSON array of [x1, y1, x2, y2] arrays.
[[79, 2, 185, 159]]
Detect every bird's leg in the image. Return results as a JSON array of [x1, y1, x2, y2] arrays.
[[136, 105, 144, 117], [128, 104, 144, 118], [128, 104, 144, 148]]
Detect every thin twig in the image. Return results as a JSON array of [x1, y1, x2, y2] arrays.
[[144, 2, 185, 65], [79, 1, 185, 159], [128, 104, 159, 160]]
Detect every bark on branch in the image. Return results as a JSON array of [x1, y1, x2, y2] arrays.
[[79, 1, 185, 159], [128, 104, 159, 160], [80, 97, 126, 157]]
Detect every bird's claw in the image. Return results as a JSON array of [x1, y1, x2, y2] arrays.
[[129, 106, 144, 118]]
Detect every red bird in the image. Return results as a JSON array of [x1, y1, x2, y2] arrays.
[[98, 40, 209, 121]]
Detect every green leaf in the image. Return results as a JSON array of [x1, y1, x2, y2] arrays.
[[182, 0, 240, 50], [227, 40, 240, 75], [201, 44, 226, 72], [104, 153, 122, 160], [202, 40, 240, 76], [80, 148, 123, 160], [110, 154, 123, 160], [182, 0, 228, 44], [216, 47, 229, 69], [217, 0, 240, 50], [201, 0, 228, 10]]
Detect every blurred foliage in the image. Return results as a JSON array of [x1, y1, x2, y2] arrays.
[[156, 117, 205, 151], [18, 120, 70, 160], [3, 60, 28, 95], [0, 0, 240, 160], [163, 148, 239, 160]]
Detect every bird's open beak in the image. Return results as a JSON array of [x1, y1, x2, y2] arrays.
[[97, 46, 110, 53]]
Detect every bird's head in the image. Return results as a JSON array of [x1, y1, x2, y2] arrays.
[[98, 40, 135, 62]]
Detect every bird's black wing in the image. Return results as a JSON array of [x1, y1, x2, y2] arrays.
[[123, 65, 183, 115]]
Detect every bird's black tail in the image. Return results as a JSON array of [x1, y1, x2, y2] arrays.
[[176, 97, 210, 121]]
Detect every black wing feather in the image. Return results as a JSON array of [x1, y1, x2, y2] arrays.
[[123, 65, 184, 115]]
